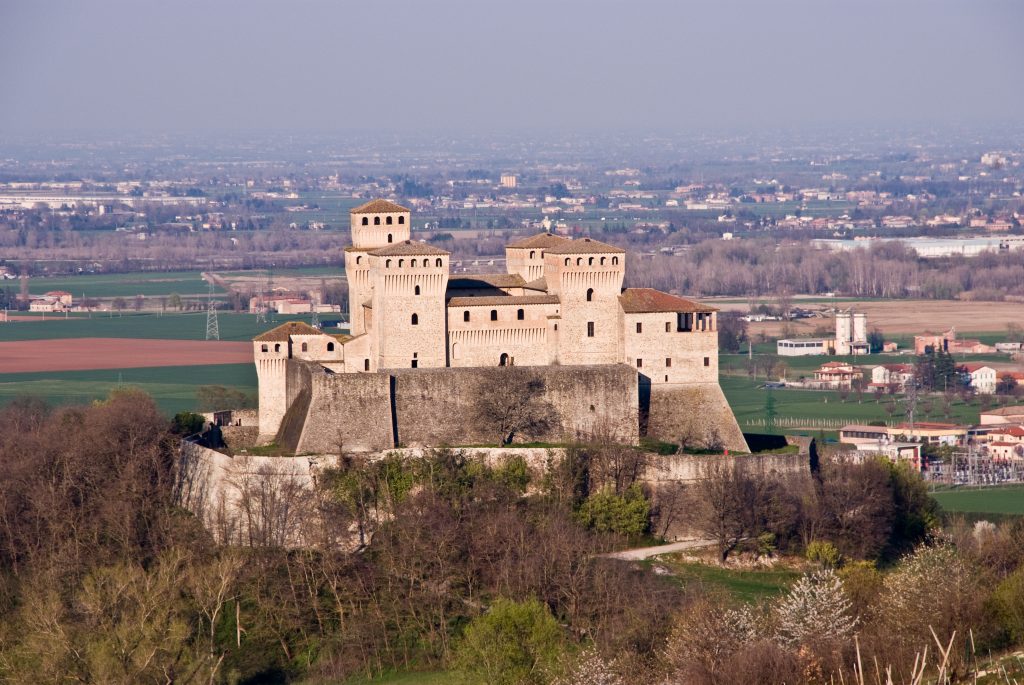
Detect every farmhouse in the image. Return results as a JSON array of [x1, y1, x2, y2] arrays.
[[252, 199, 746, 453]]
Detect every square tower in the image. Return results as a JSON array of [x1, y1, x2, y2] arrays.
[[347, 199, 412, 334]]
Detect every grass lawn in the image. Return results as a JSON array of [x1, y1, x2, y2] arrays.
[[0, 363, 257, 416], [0, 312, 325, 342], [333, 671, 449, 685], [654, 557, 800, 603], [930, 485, 1024, 516]]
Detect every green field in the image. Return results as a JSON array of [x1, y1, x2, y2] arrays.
[[654, 557, 800, 603], [0, 364, 257, 416], [930, 486, 1024, 516], [19, 270, 223, 298], [0, 311, 332, 342]]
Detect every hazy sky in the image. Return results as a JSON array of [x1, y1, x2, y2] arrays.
[[1, 0, 1022, 134]]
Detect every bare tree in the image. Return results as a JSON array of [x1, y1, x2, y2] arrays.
[[471, 368, 555, 445]]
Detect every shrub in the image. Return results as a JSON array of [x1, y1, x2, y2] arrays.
[[575, 484, 650, 537], [775, 569, 857, 648], [805, 540, 841, 569]]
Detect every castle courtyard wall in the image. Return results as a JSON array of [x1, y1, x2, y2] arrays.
[[645, 383, 749, 453]]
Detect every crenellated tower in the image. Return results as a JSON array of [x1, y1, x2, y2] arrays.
[[345, 199, 411, 335], [368, 241, 450, 370]]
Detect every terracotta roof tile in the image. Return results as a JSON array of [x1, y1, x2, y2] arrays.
[[448, 274, 526, 289], [254, 321, 325, 342], [618, 288, 716, 314], [544, 237, 625, 255], [506, 232, 571, 249], [350, 199, 410, 214], [523, 276, 548, 292], [370, 240, 449, 257], [448, 294, 560, 307]]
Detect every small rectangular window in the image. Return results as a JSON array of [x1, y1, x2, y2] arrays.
[[636, 322, 642, 333], [665, 322, 671, 333], [636, 358, 643, 368], [587, 321, 595, 337], [666, 358, 672, 367], [704, 357, 710, 367], [364, 359, 370, 371], [411, 359, 418, 368]]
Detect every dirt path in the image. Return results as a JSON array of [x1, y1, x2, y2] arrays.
[[602, 539, 715, 560]]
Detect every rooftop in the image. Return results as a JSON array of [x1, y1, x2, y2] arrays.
[[448, 274, 526, 290], [618, 288, 716, 314], [982, 405, 1024, 417], [523, 276, 548, 292], [506, 232, 571, 249], [254, 321, 325, 342], [448, 294, 560, 307], [370, 240, 449, 257], [545, 237, 625, 255], [350, 199, 410, 214]]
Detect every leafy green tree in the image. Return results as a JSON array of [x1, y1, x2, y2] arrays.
[[171, 411, 206, 436], [452, 598, 567, 685], [575, 484, 649, 537]]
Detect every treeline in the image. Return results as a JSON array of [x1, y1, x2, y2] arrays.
[[4, 392, 1024, 683], [625, 239, 1024, 300]]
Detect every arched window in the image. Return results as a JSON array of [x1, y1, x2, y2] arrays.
[[411, 313, 419, 325], [452, 342, 460, 359], [499, 353, 510, 366], [588, 257, 594, 265], [327, 342, 334, 352], [374, 216, 381, 225], [274, 343, 281, 352], [586, 288, 594, 302], [517, 308, 524, 320], [361, 217, 368, 226], [415, 285, 421, 295], [398, 216, 405, 224], [564, 258, 570, 266], [435, 258, 442, 267], [411, 259, 417, 267], [612, 256, 619, 265], [490, 309, 498, 321], [356, 255, 362, 265], [576, 257, 583, 266], [600, 257, 606, 265], [463, 310, 470, 322], [398, 259, 404, 267], [387, 233, 393, 243], [386, 216, 393, 225], [386, 259, 392, 268], [529, 250, 535, 258], [301, 342, 308, 352], [261, 344, 268, 352]]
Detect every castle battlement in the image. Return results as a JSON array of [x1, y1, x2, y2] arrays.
[[253, 198, 747, 452]]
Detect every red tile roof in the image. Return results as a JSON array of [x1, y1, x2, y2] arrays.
[[506, 232, 570, 249], [350, 199, 410, 214], [545, 237, 625, 255], [618, 288, 716, 314], [370, 240, 449, 257], [253, 321, 324, 342]]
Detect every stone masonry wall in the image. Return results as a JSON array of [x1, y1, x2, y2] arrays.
[[294, 365, 394, 454], [645, 383, 749, 453]]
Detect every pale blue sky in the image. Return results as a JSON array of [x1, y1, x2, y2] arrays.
[[1, 0, 1021, 133]]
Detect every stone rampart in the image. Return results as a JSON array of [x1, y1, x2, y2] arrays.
[[645, 383, 749, 453]]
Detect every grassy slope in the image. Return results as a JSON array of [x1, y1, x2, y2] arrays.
[[931, 485, 1024, 515], [0, 364, 257, 416]]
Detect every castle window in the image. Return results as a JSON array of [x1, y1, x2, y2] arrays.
[[600, 257, 606, 265], [665, 322, 671, 332], [636, 322, 642, 333], [517, 308, 524, 320], [398, 216, 405, 224], [415, 285, 421, 295], [411, 313, 419, 325], [356, 256, 362, 265], [588, 257, 594, 265], [564, 258, 570, 266], [435, 258, 442, 267], [364, 359, 370, 371], [274, 343, 281, 352], [361, 217, 368, 226], [612, 256, 619, 265], [587, 321, 595, 337], [386, 259, 392, 268], [704, 357, 710, 367], [261, 344, 268, 352], [411, 359, 418, 368], [463, 310, 470, 322], [678, 313, 693, 332], [666, 357, 672, 367], [589, 404, 595, 412], [387, 233, 393, 243], [398, 259, 404, 267], [499, 353, 510, 366], [529, 250, 535, 258], [327, 342, 334, 351], [586, 288, 594, 302], [374, 216, 381, 225], [301, 342, 308, 352], [636, 358, 643, 368], [386, 216, 393, 225], [411, 259, 417, 267], [490, 309, 498, 321], [576, 258, 582, 266]]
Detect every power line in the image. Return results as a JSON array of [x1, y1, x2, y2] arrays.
[[205, 280, 220, 341]]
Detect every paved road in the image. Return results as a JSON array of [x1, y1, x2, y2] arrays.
[[602, 539, 715, 560]]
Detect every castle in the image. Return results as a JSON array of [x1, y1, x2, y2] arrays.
[[252, 199, 747, 453]]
